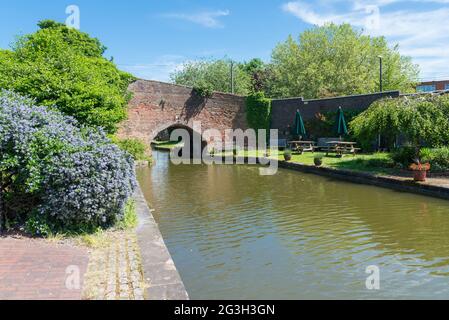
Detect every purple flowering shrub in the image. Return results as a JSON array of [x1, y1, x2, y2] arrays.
[[0, 91, 136, 233]]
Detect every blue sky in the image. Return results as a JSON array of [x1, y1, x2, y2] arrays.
[[0, 0, 448, 82]]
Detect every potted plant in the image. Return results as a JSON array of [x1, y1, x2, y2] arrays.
[[409, 162, 431, 182], [314, 156, 323, 167], [284, 149, 292, 161]]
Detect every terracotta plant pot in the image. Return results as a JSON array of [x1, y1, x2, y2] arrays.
[[413, 170, 427, 182]]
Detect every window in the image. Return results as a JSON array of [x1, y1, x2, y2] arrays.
[[417, 85, 436, 92], [445, 83, 449, 90]]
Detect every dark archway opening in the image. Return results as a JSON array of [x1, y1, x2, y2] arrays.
[[153, 124, 208, 159]]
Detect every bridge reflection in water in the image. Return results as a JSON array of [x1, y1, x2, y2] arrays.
[[137, 150, 449, 300]]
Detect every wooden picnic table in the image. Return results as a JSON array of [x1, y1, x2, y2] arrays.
[[288, 141, 316, 154], [324, 141, 360, 156]]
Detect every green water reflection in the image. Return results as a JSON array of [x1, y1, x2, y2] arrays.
[[137, 151, 449, 299]]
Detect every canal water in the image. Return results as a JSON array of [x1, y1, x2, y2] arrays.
[[137, 150, 449, 299]]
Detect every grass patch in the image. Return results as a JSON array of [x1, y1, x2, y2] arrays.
[[21, 198, 140, 249], [75, 199, 138, 248], [73, 199, 138, 248], [76, 229, 111, 249], [111, 137, 152, 162], [152, 140, 184, 150], [215, 149, 396, 175], [116, 199, 138, 230]]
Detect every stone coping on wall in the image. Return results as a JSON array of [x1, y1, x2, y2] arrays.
[[238, 156, 449, 201], [134, 184, 189, 300]]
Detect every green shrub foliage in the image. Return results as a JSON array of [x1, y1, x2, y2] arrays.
[[193, 79, 215, 98], [246, 92, 272, 132], [0, 20, 134, 133], [0, 91, 136, 234], [350, 94, 449, 152], [390, 146, 417, 167], [171, 59, 251, 96], [420, 147, 449, 172], [113, 137, 150, 161]]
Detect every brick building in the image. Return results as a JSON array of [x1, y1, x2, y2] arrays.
[[417, 80, 449, 92]]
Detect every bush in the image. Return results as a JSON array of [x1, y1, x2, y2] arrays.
[[193, 79, 214, 98], [0, 91, 136, 233], [112, 137, 150, 161], [351, 94, 449, 151], [0, 20, 134, 133], [390, 146, 417, 167], [420, 147, 449, 172]]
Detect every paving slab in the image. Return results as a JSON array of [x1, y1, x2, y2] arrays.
[[0, 237, 89, 300]]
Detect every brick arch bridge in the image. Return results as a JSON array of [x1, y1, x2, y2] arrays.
[[118, 79, 400, 148], [117, 80, 248, 146]]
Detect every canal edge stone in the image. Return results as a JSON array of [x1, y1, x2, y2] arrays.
[[239, 156, 449, 201], [134, 184, 189, 300]]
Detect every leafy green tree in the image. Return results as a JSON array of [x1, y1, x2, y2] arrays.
[[171, 59, 251, 95], [0, 20, 133, 133], [240, 58, 273, 94], [350, 94, 449, 154], [270, 23, 419, 99]]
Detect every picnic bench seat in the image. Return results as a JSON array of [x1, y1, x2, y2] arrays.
[[288, 141, 316, 154], [315, 138, 342, 151], [322, 141, 360, 156]]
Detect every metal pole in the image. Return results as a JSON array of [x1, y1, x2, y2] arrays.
[[230, 61, 235, 94], [378, 56, 383, 150], [379, 56, 383, 92]]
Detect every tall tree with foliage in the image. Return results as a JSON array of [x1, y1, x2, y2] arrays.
[[171, 59, 252, 95], [241, 58, 273, 94], [0, 20, 134, 133], [270, 23, 419, 99], [350, 94, 449, 154]]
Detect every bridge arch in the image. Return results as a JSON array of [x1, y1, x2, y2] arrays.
[[117, 80, 248, 150]]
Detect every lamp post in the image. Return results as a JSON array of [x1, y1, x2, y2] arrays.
[[230, 61, 235, 94], [378, 55, 383, 92], [378, 55, 383, 151]]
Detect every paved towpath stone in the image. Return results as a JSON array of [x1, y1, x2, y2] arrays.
[[0, 237, 89, 300], [82, 230, 146, 300]]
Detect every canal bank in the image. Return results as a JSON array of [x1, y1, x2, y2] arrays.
[[239, 156, 449, 201], [134, 184, 189, 300]]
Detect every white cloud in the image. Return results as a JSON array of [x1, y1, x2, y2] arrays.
[[282, 1, 449, 80], [162, 10, 230, 28], [119, 55, 185, 82]]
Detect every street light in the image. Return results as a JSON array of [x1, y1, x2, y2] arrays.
[[377, 55, 383, 151], [378, 55, 383, 92], [230, 61, 235, 94]]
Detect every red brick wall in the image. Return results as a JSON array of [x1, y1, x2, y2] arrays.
[[117, 80, 248, 145], [271, 91, 400, 139]]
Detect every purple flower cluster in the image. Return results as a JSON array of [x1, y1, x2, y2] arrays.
[[0, 91, 136, 229]]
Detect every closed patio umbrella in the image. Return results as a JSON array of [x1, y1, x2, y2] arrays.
[[335, 107, 348, 139], [294, 109, 307, 140]]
